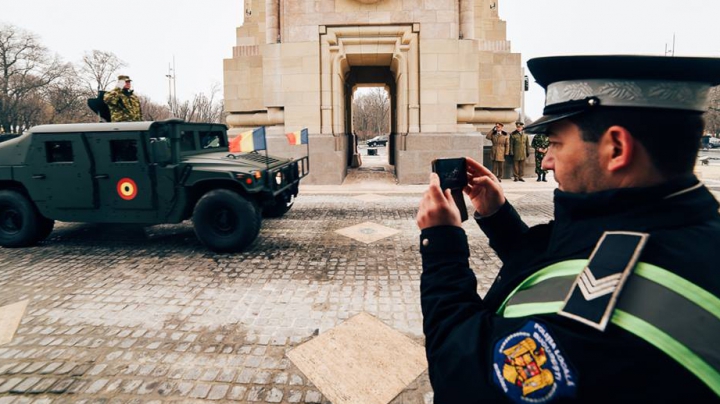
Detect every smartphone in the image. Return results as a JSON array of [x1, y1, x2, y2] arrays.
[[431, 158, 469, 221]]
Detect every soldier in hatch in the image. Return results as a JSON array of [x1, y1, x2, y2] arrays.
[[104, 75, 143, 122]]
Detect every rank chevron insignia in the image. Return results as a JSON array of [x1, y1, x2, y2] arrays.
[[577, 267, 622, 301]]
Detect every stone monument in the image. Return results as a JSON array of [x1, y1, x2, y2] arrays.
[[224, 0, 522, 184]]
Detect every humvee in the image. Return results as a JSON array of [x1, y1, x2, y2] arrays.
[[0, 120, 308, 252]]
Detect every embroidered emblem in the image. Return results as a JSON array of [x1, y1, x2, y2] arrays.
[[493, 321, 577, 403], [559, 231, 649, 331]]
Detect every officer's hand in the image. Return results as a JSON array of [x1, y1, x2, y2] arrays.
[[416, 173, 462, 230], [464, 157, 506, 217]]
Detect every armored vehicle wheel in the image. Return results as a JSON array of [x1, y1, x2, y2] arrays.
[[0, 190, 43, 247], [262, 194, 294, 218], [193, 189, 261, 252]]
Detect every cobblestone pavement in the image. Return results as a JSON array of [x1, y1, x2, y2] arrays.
[[0, 184, 555, 403]]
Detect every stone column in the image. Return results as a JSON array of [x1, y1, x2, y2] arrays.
[[459, 0, 475, 39], [407, 35, 420, 133], [265, 0, 278, 44]]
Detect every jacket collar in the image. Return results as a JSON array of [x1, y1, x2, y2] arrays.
[[548, 176, 719, 255]]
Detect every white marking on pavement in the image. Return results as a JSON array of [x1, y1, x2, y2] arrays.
[[287, 312, 427, 404], [335, 221, 401, 244], [0, 300, 29, 346]]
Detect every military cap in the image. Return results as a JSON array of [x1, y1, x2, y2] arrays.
[[117, 75, 131, 81], [525, 55, 720, 133], [515, 121, 524, 126]]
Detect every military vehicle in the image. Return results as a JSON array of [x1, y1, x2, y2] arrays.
[[0, 120, 308, 252]]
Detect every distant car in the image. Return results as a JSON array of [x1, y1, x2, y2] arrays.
[[709, 138, 720, 149], [367, 135, 388, 147]]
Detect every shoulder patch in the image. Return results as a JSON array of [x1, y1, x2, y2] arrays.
[[492, 321, 577, 403]]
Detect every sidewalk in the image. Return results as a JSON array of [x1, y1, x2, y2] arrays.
[[300, 168, 559, 194], [301, 160, 720, 196]]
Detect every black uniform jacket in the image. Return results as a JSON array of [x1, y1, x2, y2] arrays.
[[420, 176, 720, 403]]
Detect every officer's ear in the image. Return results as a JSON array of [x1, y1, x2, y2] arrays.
[[600, 125, 636, 172]]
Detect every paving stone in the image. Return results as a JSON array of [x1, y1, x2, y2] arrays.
[[288, 389, 303, 403], [0, 190, 558, 403], [188, 383, 211, 399], [9, 377, 41, 393], [47, 378, 75, 394], [84, 378, 108, 394], [207, 384, 230, 400], [38, 362, 64, 375], [217, 368, 236, 383], [0, 377, 23, 393], [247, 386, 265, 401], [305, 390, 323, 403], [266, 387, 284, 402], [227, 385, 247, 401], [6, 363, 30, 375], [173, 381, 194, 397]]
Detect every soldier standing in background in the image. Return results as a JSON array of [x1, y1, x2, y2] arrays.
[[104, 75, 142, 122], [509, 121, 530, 181], [485, 123, 509, 182], [531, 132, 550, 181]]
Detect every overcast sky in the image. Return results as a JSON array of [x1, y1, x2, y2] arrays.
[[2, 0, 720, 120]]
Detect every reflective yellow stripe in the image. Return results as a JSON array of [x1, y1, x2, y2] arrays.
[[496, 259, 587, 315], [634, 263, 720, 320], [613, 310, 720, 396], [498, 260, 720, 397]]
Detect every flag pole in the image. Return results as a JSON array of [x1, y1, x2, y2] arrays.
[[263, 126, 270, 172]]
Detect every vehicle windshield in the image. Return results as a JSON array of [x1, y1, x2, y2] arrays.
[[179, 129, 228, 152], [199, 131, 226, 150]]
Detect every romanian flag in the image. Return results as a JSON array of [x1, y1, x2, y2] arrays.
[[229, 127, 266, 152], [286, 128, 309, 145]]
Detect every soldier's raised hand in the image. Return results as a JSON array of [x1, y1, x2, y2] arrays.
[[464, 157, 506, 217]]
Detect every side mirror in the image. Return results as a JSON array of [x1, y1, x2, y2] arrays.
[[150, 138, 172, 164]]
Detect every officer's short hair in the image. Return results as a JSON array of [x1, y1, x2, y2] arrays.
[[569, 108, 704, 177]]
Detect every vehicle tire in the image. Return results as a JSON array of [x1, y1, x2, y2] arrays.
[[262, 194, 294, 218], [36, 217, 55, 241], [0, 190, 43, 247], [193, 189, 261, 252]]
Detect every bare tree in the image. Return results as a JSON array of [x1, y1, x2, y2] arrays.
[[705, 86, 720, 136], [44, 69, 95, 124], [353, 87, 390, 140], [0, 23, 69, 133], [168, 84, 224, 123], [80, 50, 127, 93], [140, 95, 171, 121]]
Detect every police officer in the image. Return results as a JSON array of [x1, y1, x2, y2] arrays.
[[104, 75, 143, 122], [416, 55, 720, 403]]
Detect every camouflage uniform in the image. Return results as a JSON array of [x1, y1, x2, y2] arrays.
[[104, 88, 143, 122], [531, 133, 550, 176]]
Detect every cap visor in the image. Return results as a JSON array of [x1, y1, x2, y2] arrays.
[[525, 111, 583, 133]]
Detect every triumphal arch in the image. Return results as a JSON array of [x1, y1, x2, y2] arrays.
[[224, 0, 521, 184]]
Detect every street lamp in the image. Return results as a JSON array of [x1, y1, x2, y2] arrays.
[[165, 56, 177, 110]]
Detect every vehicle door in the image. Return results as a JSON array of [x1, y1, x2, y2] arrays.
[[86, 132, 155, 211], [25, 133, 95, 209]]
